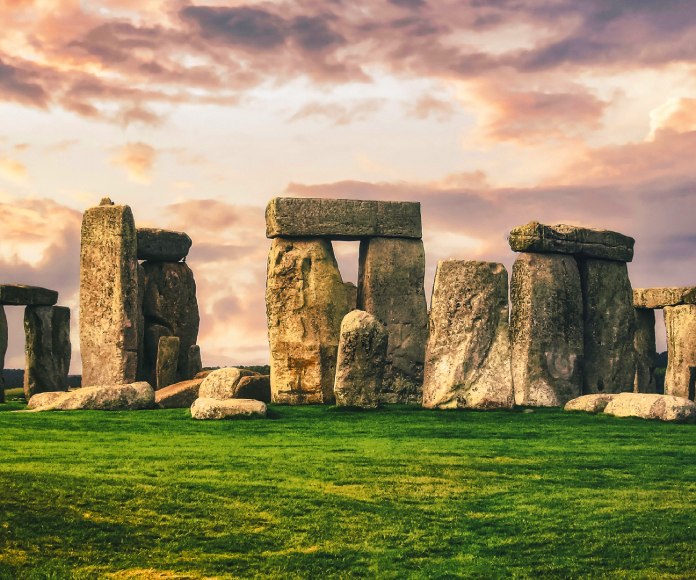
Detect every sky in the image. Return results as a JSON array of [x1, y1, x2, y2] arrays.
[[1, 0, 696, 371]]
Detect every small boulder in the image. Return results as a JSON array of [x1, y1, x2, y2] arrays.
[[155, 378, 204, 409], [235, 375, 271, 403], [26, 391, 65, 410], [564, 394, 618, 414], [198, 367, 258, 399], [190, 397, 267, 420], [26, 382, 154, 411], [604, 393, 696, 423]]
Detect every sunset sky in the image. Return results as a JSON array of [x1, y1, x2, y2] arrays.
[[1, 0, 696, 371]]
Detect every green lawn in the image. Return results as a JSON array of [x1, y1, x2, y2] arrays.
[[1, 398, 695, 579]]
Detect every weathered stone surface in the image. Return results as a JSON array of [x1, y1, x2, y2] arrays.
[[198, 367, 258, 400], [0, 285, 58, 306], [604, 393, 696, 422], [26, 391, 64, 410], [235, 375, 271, 403], [195, 370, 214, 379], [191, 397, 267, 420], [564, 393, 618, 414], [136, 263, 145, 382], [26, 382, 154, 411], [155, 378, 204, 408], [334, 310, 387, 409], [23, 306, 71, 399], [156, 336, 180, 390], [0, 307, 6, 404], [579, 259, 635, 395], [664, 305, 696, 400], [186, 345, 203, 380], [142, 323, 172, 386], [358, 237, 428, 404], [266, 197, 422, 240], [267, 238, 350, 404], [633, 287, 696, 309], [511, 253, 584, 407], [80, 203, 139, 386], [634, 309, 657, 393], [142, 261, 199, 382], [344, 282, 358, 311], [422, 261, 513, 410], [509, 222, 634, 262], [137, 228, 192, 262]]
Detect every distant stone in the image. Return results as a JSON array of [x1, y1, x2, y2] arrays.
[[334, 310, 388, 409], [0, 307, 6, 404], [195, 370, 214, 379], [235, 375, 271, 403], [266, 197, 422, 240], [142, 323, 173, 386], [344, 282, 358, 311], [156, 336, 180, 390], [633, 287, 696, 309], [186, 345, 203, 380], [99, 197, 114, 206], [509, 222, 634, 262], [422, 260, 513, 410], [23, 306, 71, 399], [634, 309, 657, 393], [190, 397, 267, 420], [137, 228, 192, 262], [155, 378, 204, 408], [198, 367, 259, 400], [604, 393, 696, 423], [664, 305, 696, 400], [564, 394, 618, 414], [26, 382, 154, 411], [0, 285, 58, 306]]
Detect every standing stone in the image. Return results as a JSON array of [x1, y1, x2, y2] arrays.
[[344, 282, 358, 311], [511, 253, 584, 406], [358, 237, 428, 403], [143, 323, 172, 386], [187, 345, 203, 380], [422, 261, 513, 410], [634, 309, 657, 393], [24, 306, 71, 399], [266, 238, 350, 404], [664, 305, 696, 400], [578, 259, 635, 395], [136, 263, 145, 381], [334, 310, 388, 409], [80, 202, 139, 386], [0, 307, 6, 403], [141, 261, 199, 382], [156, 336, 180, 390]]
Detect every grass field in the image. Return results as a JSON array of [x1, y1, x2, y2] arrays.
[[1, 395, 695, 579]]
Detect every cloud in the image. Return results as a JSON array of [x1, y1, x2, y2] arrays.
[[111, 142, 157, 183], [649, 97, 696, 139], [0, 58, 49, 108], [0, 156, 28, 183], [289, 99, 383, 125]]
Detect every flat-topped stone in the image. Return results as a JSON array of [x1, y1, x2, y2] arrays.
[[137, 228, 192, 262], [0, 285, 57, 306], [266, 197, 422, 240], [633, 287, 696, 309], [508, 222, 634, 262]]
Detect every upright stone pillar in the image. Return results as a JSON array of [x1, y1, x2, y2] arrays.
[[266, 238, 350, 404], [79, 199, 139, 386], [358, 237, 428, 403], [665, 305, 696, 400], [422, 260, 513, 410], [24, 306, 71, 399], [511, 253, 584, 406], [634, 308, 657, 393], [156, 336, 180, 390], [0, 307, 6, 404], [578, 259, 635, 394]]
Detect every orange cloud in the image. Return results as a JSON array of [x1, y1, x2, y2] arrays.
[[111, 141, 156, 183]]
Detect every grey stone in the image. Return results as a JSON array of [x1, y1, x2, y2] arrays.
[[198, 367, 258, 400], [266, 197, 422, 240], [604, 393, 696, 422], [142, 323, 172, 386], [142, 261, 199, 382], [137, 228, 192, 262], [155, 378, 204, 408], [422, 260, 513, 410], [579, 259, 635, 395], [509, 221, 634, 262], [79, 203, 139, 386], [186, 345, 203, 380], [633, 287, 696, 309], [664, 305, 696, 400], [26, 382, 154, 411], [511, 253, 584, 407], [0, 285, 57, 306], [136, 263, 145, 382], [634, 309, 658, 393], [235, 375, 271, 403], [156, 336, 180, 390], [266, 238, 350, 404], [23, 306, 71, 399], [190, 397, 267, 420], [0, 307, 6, 404], [334, 310, 388, 409], [564, 393, 618, 414], [358, 237, 428, 404], [344, 282, 358, 311]]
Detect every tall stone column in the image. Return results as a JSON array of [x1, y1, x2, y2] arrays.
[[510, 252, 584, 406], [578, 259, 635, 394], [665, 304, 696, 400], [0, 307, 6, 404], [358, 237, 428, 404], [24, 306, 71, 399], [266, 238, 350, 404], [634, 308, 657, 393], [79, 199, 140, 386]]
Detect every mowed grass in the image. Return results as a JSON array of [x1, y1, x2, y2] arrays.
[[1, 398, 695, 579]]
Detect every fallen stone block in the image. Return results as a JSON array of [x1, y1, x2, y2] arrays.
[[633, 287, 696, 309], [26, 382, 154, 411], [155, 378, 204, 408], [564, 394, 618, 414], [137, 228, 192, 262], [24, 306, 71, 399], [266, 197, 422, 240], [235, 375, 271, 403], [191, 397, 267, 420], [603, 393, 696, 422], [0, 285, 58, 306], [509, 222, 634, 262], [198, 367, 259, 400]]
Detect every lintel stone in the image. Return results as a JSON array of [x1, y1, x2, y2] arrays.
[[633, 287, 696, 310], [0, 285, 57, 306], [137, 228, 192, 262]]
